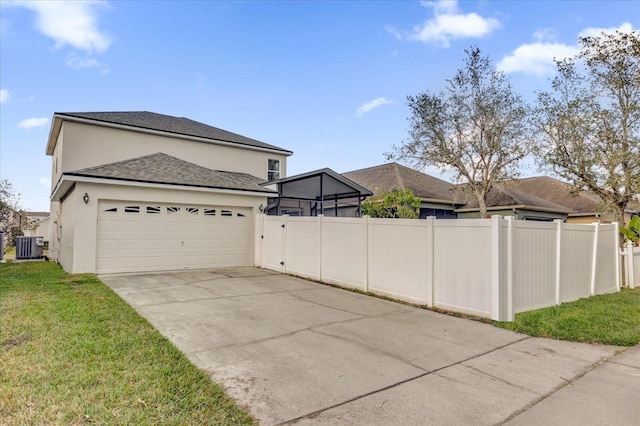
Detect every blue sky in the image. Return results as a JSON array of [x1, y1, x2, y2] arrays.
[[0, 0, 635, 212]]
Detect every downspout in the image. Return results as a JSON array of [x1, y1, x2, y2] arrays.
[[265, 199, 280, 215]]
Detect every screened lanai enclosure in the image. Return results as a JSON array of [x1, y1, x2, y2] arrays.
[[263, 168, 373, 217]]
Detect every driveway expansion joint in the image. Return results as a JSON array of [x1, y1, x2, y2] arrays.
[[460, 363, 539, 394], [308, 328, 428, 372], [496, 348, 622, 425], [191, 314, 375, 353], [276, 336, 532, 425]]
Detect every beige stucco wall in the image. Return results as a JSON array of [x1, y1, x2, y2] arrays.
[[51, 121, 288, 188], [59, 188, 77, 272], [55, 181, 267, 274], [49, 201, 61, 261]]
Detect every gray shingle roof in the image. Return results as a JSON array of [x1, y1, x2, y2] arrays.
[[343, 163, 458, 202], [343, 163, 572, 213], [66, 153, 276, 193], [503, 176, 602, 213], [453, 183, 572, 212], [58, 111, 292, 153]]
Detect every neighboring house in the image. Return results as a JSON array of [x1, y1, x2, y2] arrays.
[[343, 163, 462, 219], [503, 176, 624, 224], [45, 111, 292, 274], [21, 211, 49, 236], [453, 183, 571, 221], [31, 216, 50, 240], [343, 163, 571, 221]]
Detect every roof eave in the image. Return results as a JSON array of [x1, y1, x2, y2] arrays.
[[567, 212, 612, 217], [45, 114, 64, 155], [419, 197, 461, 205], [454, 204, 572, 214], [51, 174, 276, 201]]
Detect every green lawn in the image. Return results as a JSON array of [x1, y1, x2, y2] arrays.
[[0, 262, 254, 425], [494, 287, 640, 346]]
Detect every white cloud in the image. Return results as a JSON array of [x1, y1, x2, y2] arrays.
[[66, 55, 100, 69], [0, 89, 9, 103], [497, 42, 579, 76], [578, 22, 634, 38], [355, 97, 393, 117], [384, 25, 403, 40], [39, 177, 51, 187], [409, 0, 500, 47], [10, 0, 111, 53], [18, 117, 49, 129], [65, 54, 110, 73], [498, 22, 634, 76], [533, 28, 558, 43]]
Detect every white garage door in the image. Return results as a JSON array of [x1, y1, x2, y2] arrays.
[[97, 201, 252, 274]]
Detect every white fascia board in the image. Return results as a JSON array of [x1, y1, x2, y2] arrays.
[[51, 175, 275, 201], [45, 115, 64, 155]]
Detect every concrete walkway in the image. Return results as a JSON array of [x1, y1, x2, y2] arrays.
[[100, 268, 639, 425]]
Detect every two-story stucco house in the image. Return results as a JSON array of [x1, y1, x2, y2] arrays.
[[46, 111, 292, 274]]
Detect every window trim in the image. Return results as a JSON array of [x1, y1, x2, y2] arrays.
[[267, 158, 280, 181]]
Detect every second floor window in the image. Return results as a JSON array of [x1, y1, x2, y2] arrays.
[[268, 159, 280, 181]]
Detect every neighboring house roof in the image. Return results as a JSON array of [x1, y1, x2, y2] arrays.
[[503, 176, 603, 215], [46, 111, 293, 155], [342, 163, 458, 204], [453, 183, 573, 214], [26, 211, 49, 218], [343, 163, 571, 214], [55, 153, 276, 198]]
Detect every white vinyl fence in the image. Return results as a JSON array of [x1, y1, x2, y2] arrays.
[[621, 241, 640, 289], [255, 214, 621, 322]]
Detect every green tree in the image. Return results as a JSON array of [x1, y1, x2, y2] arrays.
[[535, 30, 640, 227], [361, 189, 421, 219], [0, 179, 28, 249], [389, 47, 534, 218], [620, 215, 640, 245]]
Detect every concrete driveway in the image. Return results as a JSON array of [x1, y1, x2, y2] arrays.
[[101, 268, 638, 425]]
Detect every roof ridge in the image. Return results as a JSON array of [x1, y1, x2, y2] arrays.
[[343, 162, 399, 174], [72, 152, 168, 172], [392, 163, 407, 191]]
